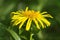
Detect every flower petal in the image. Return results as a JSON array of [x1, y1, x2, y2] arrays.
[[37, 18, 45, 28], [26, 18, 32, 31], [13, 20, 19, 25], [43, 14, 53, 18], [25, 7, 28, 11], [19, 18, 28, 29], [11, 12, 19, 15], [11, 15, 20, 19], [12, 17, 26, 25], [33, 18, 40, 29], [41, 12, 47, 14], [15, 20, 22, 25], [41, 18, 51, 26]]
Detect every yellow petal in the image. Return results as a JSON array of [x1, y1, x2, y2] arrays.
[[41, 18, 51, 26], [12, 15, 25, 20], [37, 18, 45, 28], [11, 12, 19, 15], [12, 17, 26, 25], [41, 12, 47, 14], [11, 15, 20, 19], [19, 18, 28, 29], [43, 14, 53, 18], [11, 20, 15, 22], [26, 18, 32, 31], [33, 18, 40, 29], [15, 17, 27, 25], [25, 7, 28, 11], [13, 20, 19, 25], [15, 20, 22, 25]]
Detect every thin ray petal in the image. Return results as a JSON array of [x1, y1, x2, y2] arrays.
[[33, 18, 40, 29], [25, 7, 28, 11], [19, 18, 28, 29], [26, 18, 32, 31], [41, 12, 47, 14], [41, 18, 51, 26], [11, 15, 20, 19], [13, 20, 19, 25], [11, 20, 15, 22], [15, 20, 22, 25], [15, 17, 27, 25], [43, 14, 53, 18], [37, 18, 45, 28]]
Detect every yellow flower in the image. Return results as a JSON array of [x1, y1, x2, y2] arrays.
[[11, 7, 53, 31]]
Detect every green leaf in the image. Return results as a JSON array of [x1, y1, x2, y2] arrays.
[[6, 28, 21, 40]]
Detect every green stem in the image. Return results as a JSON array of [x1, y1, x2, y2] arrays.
[[30, 33, 34, 40]]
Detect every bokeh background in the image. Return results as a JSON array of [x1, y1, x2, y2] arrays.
[[0, 0, 60, 40]]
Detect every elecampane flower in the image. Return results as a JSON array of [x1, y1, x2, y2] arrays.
[[11, 7, 53, 31]]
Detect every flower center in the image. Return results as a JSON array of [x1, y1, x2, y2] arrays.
[[22, 10, 39, 19]]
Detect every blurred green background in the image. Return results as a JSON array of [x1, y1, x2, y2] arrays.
[[0, 0, 60, 40]]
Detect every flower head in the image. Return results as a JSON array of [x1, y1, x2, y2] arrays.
[[11, 7, 53, 31]]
